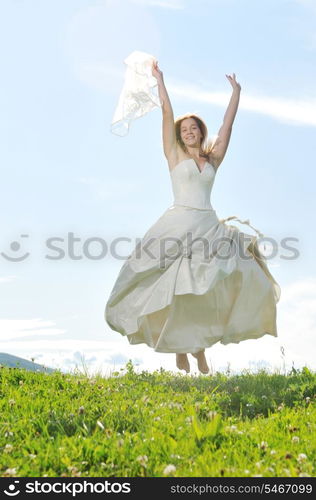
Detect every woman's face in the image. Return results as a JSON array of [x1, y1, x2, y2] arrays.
[[180, 118, 202, 149]]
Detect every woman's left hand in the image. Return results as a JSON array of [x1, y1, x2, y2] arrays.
[[225, 73, 241, 91]]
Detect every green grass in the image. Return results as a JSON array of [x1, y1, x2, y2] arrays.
[[1, 362, 315, 477]]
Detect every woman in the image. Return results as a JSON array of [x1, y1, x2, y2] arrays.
[[105, 61, 281, 374]]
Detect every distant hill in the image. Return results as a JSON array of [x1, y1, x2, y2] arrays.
[[0, 353, 56, 373]]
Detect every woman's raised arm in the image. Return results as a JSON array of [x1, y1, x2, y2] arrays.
[[211, 73, 241, 168], [152, 61, 177, 159]]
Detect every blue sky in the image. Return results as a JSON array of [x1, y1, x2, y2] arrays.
[[0, 0, 315, 376]]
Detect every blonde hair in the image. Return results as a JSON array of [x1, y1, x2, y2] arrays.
[[174, 113, 217, 159]]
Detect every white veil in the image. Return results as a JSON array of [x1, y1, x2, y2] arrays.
[[110, 51, 161, 136]]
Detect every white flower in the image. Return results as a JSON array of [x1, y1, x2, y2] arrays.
[[292, 436, 300, 443], [5, 468, 17, 475], [163, 464, 176, 475], [4, 444, 13, 453], [297, 453, 307, 462], [259, 441, 268, 450], [136, 455, 148, 467], [96, 420, 105, 430]]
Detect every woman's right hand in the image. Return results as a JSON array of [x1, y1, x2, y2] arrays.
[[152, 60, 163, 81]]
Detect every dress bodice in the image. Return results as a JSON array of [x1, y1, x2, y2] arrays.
[[169, 158, 216, 210]]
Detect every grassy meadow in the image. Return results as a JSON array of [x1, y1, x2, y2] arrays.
[[0, 362, 315, 477]]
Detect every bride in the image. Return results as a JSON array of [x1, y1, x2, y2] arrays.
[[105, 59, 281, 374]]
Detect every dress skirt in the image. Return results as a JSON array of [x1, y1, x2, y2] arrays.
[[104, 204, 281, 354]]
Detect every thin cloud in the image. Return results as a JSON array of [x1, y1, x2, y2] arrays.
[[0, 275, 17, 283], [168, 80, 316, 127], [0, 319, 66, 340]]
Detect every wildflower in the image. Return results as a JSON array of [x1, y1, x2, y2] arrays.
[[292, 436, 300, 443], [4, 444, 13, 453], [230, 425, 237, 431], [244, 469, 250, 474], [305, 397, 311, 404], [96, 420, 105, 430], [117, 439, 124, 447], [207, 411, 217, 420], [8, 399, 16, 406], [19, 380, 24, 386], [136, 455, 148, 467], [163, 464, 176, 475], [288, 425, 299, 433], [297, 453, 307, 462], [259, 441, 268, 450], [67, 466, 81, 477], [270, 449, 276, 455], [299, 473, 310, 477], [153, 416, 161, 421], [261, 395, 267, 399], [29, 454, 37, 460], [78, 406, 85, 414], [4, 468, 17, 476]]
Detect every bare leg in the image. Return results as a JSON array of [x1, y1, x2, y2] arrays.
[[191, 350, 209, 374], [176, 353, 190, 373]]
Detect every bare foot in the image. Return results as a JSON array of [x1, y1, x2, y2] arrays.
[[176, 353, 190, 373], [191, 350, 209, 374]]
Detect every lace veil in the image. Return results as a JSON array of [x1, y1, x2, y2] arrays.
[[110, 51, 161, 136]]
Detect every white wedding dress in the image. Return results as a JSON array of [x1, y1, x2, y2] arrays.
[[104, 157, 281, 353]]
